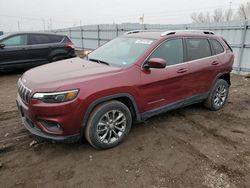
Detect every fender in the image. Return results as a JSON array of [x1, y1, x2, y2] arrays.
[[80, 93, 142, 137], [48, 48, 69, 60], [209, 71, 231, 91]]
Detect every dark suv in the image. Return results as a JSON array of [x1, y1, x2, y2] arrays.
[[0, 32, 75, 70], [16, 30, 234, 149]]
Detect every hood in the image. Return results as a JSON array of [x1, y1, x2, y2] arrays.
[[22, 57, 122, 92]]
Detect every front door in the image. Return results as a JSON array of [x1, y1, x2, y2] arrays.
[[0, 34, 29, 69], [140, 38, 192, 113]]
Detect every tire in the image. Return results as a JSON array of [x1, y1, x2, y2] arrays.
[[204, 79, 229, 111], [85, 100, 132, 149], [50, 56, 64, 62]]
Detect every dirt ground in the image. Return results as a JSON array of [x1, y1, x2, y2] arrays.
[[0, 72, 249, 188]]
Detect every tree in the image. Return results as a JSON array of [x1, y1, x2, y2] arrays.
[[190, 1, 250, 23], [237, 2, 250, 20], [191, 12, 210, 23], [213, 9, 224, 22], [205, 12, 211, 23], [225, 9, 233, 21], [190, 13, 199, 23]]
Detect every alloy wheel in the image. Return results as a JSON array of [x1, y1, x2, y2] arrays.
[[214, 84, 227, 107], [97, 110, 126, 144]]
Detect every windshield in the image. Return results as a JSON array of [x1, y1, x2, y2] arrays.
[[88, 37, 155, 67], [0, 33, 11, 41]]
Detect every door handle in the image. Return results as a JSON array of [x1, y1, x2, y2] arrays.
[[177, 68, 188, 73], [212, 61, 219, 65]]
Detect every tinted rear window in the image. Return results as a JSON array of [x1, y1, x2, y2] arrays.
[[49, 35, 63, 43], [210, 39, 224, 54], [186, 38, 212, 61], [62, 36, 71, 43], [222, 38, 233, 52], [29, 34, 51, 45]]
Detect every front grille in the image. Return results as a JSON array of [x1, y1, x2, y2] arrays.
[[17, 79, 32, 103]]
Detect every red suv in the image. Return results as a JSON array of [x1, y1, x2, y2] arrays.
[[16, 30, 234, 149]]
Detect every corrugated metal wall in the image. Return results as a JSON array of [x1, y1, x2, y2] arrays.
[[53, 20, 250, 73]]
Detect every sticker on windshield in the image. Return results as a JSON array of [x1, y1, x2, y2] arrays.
[[135, 39, 153, 45]]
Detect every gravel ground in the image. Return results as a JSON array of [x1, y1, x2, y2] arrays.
[[0, 72, 249, 188]]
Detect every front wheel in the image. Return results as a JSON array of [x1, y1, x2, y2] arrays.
[[204, 79, 229, 111], [85, 101, 132, 149]]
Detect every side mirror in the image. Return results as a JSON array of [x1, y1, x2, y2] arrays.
[[78, 50, 92, 58], [83, 50, 92, 59], [84, 50, 92, 56], [143, 58, 167, 69], [0, 43, 5, 48]]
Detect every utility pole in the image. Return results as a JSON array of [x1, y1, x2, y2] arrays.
[[229, 0, 232, 11], [139, 14, 144, 25], [42, 18, 46, 31], [50, 18, 52, 31], [17, 21, 20, 31]]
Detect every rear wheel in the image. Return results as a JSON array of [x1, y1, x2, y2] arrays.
[[85, 101, 132, 149], [50, 56, 64, 62], [204, 79, 229, 111]]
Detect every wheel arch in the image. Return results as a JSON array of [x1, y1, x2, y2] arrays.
[[210, 72, 231, 91], [218, 73, 231, 85], [48, 48, 69, 61], [80, 93, 141, 137]]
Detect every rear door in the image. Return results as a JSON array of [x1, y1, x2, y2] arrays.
[[140, 38, 192, 112], [209, 38, 228, 76], [0, 34, 29, 68], [27, 34, 52, 64], [184, 38, 217, 95]]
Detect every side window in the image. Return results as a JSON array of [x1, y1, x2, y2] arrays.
[[1, 35, 27, 46], [186, 38, 211, 61], [210, 39, 224, 54], [49, 35, 63, 43], [149, 39, 184, 66], [62, 36, 71, 43], [29, 34, 51, 45]]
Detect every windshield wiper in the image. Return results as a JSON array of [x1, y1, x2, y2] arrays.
[[89, 58, 109, 66]]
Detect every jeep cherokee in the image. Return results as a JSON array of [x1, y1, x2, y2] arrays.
[[16, 30, 234, 149]]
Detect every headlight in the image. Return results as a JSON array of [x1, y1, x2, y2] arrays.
[[32, 89, 79, 103]]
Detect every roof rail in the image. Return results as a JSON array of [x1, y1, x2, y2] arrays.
[[125, 30, 161, 35], [125, 30, 145, 35], [160, 30, 214, 36]]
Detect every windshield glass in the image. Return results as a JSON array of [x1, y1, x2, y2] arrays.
[[0, 33, 11, 41], [88, 37, 155, 67]]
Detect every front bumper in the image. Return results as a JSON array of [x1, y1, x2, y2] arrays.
[[20, 115, 80, 143], [16, 94, 82, 143]]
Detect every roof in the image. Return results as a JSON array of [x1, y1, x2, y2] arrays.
[[0, 31, 66, 38]]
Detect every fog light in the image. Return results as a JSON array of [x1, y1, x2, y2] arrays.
[[41, 120, 63, 132]]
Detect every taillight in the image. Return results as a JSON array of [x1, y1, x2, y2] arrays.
[[64, 43, 75, 49]]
